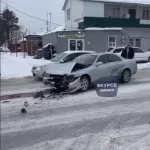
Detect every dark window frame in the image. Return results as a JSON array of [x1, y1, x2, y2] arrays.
[[106, 54, 122, 62], [133, 48, 144, 53], [97, 54, 109, 64], [113, 48, 124, 53]]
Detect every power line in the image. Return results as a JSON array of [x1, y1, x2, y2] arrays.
[[1, 1, 70, 28], [1, 0, 81, 30], [1, 1, 47, 22]]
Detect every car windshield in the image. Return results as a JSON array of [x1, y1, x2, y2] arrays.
[[113, 48, 124, 53], [73, 55, 97, 66], [51, 52, 67, 62], [107, 48, 114, 52]]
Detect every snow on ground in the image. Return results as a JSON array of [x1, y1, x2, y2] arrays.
[[137, 62, 150, 69], [1, 78, 150, 149], [1, 53, 50, 79], [10, 125, 150, 150], [1, 52, 150, 79], [1, 82, 150, 134]]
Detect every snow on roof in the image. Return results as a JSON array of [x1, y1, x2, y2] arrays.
[[43, 43, 53, 48], [44, 26, 65, 35], [36, 31, 47, 36], [85, 27, 123, 31], [18, 38, 27, 42]]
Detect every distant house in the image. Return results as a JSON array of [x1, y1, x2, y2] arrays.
[[23, 31, 47, 56]]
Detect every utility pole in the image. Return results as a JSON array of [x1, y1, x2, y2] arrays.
[[0, 0, 1, 17], [46, 13, 49, 32], [48, 13, 52, 31]]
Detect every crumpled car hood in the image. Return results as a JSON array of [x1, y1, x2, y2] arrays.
[[45, 62, 77, 75], [33, 61, 54, 68]]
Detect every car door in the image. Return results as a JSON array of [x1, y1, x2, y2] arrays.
[[133, 48, 147, 61], [94, 54, 110, 81], [106, 54, 124, 76], [112, 48, 124, 56]]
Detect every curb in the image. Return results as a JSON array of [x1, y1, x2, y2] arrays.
[[0, 89, 50, 101]]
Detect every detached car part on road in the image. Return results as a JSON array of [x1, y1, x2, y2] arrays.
[[43, 53, 137, 92], [31, 51, 95, 78]]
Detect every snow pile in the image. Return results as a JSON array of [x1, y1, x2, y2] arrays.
[[137, 63, 150, 69], [1, 52, 149, 79], [1, 53, 50, 79]]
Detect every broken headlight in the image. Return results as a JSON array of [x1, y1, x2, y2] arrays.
[[66, 75, 76, 83]]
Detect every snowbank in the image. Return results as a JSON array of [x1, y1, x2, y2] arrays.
[[1, 53, 50, 79], [137, 63, 150, 69], [1, 52, 149, 79]]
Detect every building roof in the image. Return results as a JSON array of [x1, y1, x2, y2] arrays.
[[44, 25, 65, 35], [62, 0, 150, 10], [85, 27, 123, 31], [94, 0, 150, 5]]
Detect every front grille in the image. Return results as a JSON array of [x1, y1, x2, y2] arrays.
[[49, 74, 69, 89], [50, 75, 64, 84]]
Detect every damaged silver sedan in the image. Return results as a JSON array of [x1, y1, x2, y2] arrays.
[[43, 53, 137, 92]]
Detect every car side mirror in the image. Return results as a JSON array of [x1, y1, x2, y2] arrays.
[[95, 62, 103, 66]]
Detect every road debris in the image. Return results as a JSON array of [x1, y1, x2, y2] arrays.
[[21, 108, 27, 114], [24, 101, 29, 107]]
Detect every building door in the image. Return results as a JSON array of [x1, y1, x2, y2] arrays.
[[128, 9, 136, 19], [68, 39, 84, 51]]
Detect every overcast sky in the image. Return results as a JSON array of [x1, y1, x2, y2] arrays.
[[2, 0, 65, 33]]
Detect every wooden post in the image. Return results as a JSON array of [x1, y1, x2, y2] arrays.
[[23, 34, 25, 58]]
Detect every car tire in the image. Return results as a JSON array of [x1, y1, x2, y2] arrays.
[[121, 69, 131, 83], [148, 57, 150, 62], [80, 76, 90, 92]]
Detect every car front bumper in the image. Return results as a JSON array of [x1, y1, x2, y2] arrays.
[[43, 77, 81, 92]]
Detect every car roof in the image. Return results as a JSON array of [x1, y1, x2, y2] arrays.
[[80, 52, 122, 56], [63, 51, 95, 54], [114, 47, 140, 49]]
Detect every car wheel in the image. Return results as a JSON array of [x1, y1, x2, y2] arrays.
[[148, 57, 150, 62], [80, 76, 90, 92], [121, 69, 131, 83]]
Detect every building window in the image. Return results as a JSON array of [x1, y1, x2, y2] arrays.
[[113, 8, 120, 18], [129, 38, 134, 46], [135, 39, 141, 47], [108, 36, 116, 47], [67, 9, 70, 20], [129, 38, 141, 47], [142, 10, 150, 20]]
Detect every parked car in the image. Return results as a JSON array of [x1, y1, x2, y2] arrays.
[[106, 47, 150, 62], [43, 53, 137, 92], [32, 50, 95, 78]]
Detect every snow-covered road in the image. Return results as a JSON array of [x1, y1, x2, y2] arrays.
[[1, 68, 150, 150]]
